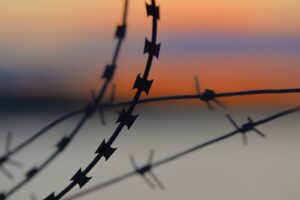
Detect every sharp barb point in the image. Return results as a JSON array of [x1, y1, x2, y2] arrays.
[[98, 108, 106, 125], [129, 155, 138, 169], [205, 102, 214, 111], [242, 134, 248, 146], [149, 171, 165, 191], [214, 99, 226, 109], [247, 117, 253, 122], [193, 76, 201, 94], [226, 114, 239, 129], [141, 175, 156, 189], [253, 128, 267, 138], [148, 150, 155, 164]]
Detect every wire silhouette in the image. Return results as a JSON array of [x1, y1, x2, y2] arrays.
[[0, 0, 129, 199], [0, 1, 298, 199], [1, 86, 299, 173], [1, 85, 300, 172], [194, 76, 226, 110], [60, 105, 300, 200], [129, 150, 165, 190], [43, 0, 160, 199], [113, 87, 300, 108], [226, 114, 266, 145], [0, 1, 297, 200], [0, 132, 22, 180]]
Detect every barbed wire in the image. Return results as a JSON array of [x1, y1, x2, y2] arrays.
[[42, 0, 160, 199], [0, 1, 299, 199], [0, 132, 23, 180], [1, 85, 299, 176], [1, 85, 299, 175], [60, 105, 300, 200], [0, 0, 129, 199], [110, 86, 300, 110]]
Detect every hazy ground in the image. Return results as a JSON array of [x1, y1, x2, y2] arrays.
[[0, 105, 300, 200]]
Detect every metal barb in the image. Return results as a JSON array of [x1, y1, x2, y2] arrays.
[[129, 150, 164, 190], [0, 132, 22, 179], [0, 79, 299, 171], [60, 106, 300, 200], [98, 108, 107, 126], [129, 154, 155, 189], [91, 89, 107, 125], [194, 76, 201, 94], [226, 114, 267, 145], [193, 76, 225, 110]]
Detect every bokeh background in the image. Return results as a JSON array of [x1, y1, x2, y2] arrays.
[[0, 0, 300, 199]]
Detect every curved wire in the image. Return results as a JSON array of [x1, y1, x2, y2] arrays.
[[44, 1, 160, 199], [1, 87, 300, 170], [0, 1, 129, 199], [62, 105, 300, 200]]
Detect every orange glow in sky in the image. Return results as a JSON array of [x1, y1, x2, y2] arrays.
[[0, 0, 299, 107]]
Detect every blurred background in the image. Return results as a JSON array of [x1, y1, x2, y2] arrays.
[[0, 0, 299, 199]]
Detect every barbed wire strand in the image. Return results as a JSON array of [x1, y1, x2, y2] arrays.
[[1, 87, 300, 172], [62, 105, 300, 200], [1, 86, 300, 171], [43, 0, 160, 199], [0, 1, 129, 199], [112, 88, 300, 108]]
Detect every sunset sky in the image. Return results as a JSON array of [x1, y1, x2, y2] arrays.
[[0, 0, 299, 106], [1, 2, 300, 198]]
